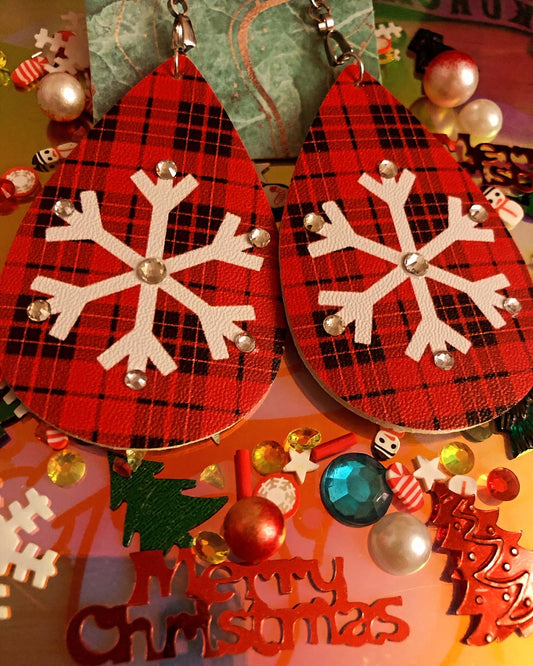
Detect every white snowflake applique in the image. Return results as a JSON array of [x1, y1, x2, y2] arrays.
[[0, 484, 59, 620], [309, 168, 510, 362], [32, 171, 264, 375], [34, 12, 90, 75]]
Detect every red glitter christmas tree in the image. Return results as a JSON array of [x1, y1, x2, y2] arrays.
[[431, 483, 533, 645]]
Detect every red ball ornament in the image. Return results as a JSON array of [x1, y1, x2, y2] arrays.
[[486, 467, 520, 501], [423, 50, 479, 108], [222, 496, 285, 564]]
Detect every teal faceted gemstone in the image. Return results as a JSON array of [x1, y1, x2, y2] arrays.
[[320, 453, 392, 527]]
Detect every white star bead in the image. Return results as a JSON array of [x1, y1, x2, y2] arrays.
[[283, 448, 319, 484], [412, 455, 447, 492]]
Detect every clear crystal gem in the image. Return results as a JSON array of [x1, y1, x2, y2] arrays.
[[124, 369, 147, 390], [155, 160, 178, 179], [378, 159, 398, 179], [27, 299, 51, 322], [234, 332, 256, 353], [434, 350, 454, 370], [53, 199, 75, 219], [323, 314, 346, 336], [402, 252, 429, 276], [468, 204, 489, 223], [136, 257, 167, 284], [248, 228, 271, 248], [303, 212, 325, 232], [503, 296, 521, 316]]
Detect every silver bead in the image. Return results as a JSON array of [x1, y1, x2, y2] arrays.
[[503, 297, 521, 316], [248, 228, 271, 248], [136, 258, 167, 284], [27, 299, 51, 322], [434, 350, 454, 371], [155, 160, 178, 179], [368, 513, 432, 576], [378, 159, 398, 179], [53, 199, 75, 220], [468, 204, 489, 223], [323, 314, 346, 336], [124, 370, 147, 390], [303, 212, 325, 233], [234, 332, 256, 353], [402, 252, 429, 277]]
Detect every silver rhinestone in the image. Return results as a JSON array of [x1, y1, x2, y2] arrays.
[[234, 332, 256, 353], [378, 159, 398, 179], [124, 370, 147, 390], [434, 350, 454, 371], [155, 160, 178, 179], [53, 199, 75, 219], [248, 228, 271, 248], [303, 212, 325, 233], [136, 258, 167, 284], [503, 593, 511, 601], [468, 204, 489, 223], [468, 552, 476, 561], [503, 297, 522, 316], [485, 634, 494, 643], [402, 252, 429, 276], [510, 547, 518, 556], [27, 299, 51, 322], [323, 314, 346, 336], [502, 562, 511, 571]]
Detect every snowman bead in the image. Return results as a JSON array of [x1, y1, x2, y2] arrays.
[[458, 99, 503, 141]]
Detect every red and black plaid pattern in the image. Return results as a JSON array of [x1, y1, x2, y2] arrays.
[[280, 66, 533, 432], [0, 56, 285, 449]]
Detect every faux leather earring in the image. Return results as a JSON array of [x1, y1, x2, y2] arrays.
[[280, 1, 533, 433], [0, 1, 285, 449]]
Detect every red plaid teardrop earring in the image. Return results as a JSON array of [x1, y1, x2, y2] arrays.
[[0, 1, 285, 449], [280, 0, 533, 433]]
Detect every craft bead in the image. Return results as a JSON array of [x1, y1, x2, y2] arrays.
[[368, 513, 432, 575], [248, 228, 271, 248], [303, 212, 325, 232], [252, 440, 289, 475], [447, 474, 477, 496], [47, 449, 86, 487], [323, 314, 346, 336], [1, 167, 40, 199], [254, 473, 300, 518], [200, 463, 225, 488], [193, 531, 230, 564], [371, 430, 401, 461], [458, 99, 503, 141], [234, 332, 256, 353], [45, 428, 68, 450], [486, 467, 520, 501], [321, 453, 392, 527], [311, 432, 357, 462], [11, 55, 48, 87], [286, 426, 321, 452], [385, 462, 424, 512], [0, 179, 16, 205], [423, 50, 479, 108], [223, 496, 285, 563], [37, 72, 85, 122], [27, 299, 51, 322], [440, 441, 475, 475]]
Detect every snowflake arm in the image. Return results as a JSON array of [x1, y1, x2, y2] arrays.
[[358, 169, 416, 252], [308, 201, 400, 263], [319, 266, 405, 344], [165, 212, 263, 274]]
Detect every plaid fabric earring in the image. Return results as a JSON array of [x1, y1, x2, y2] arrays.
[[279, 1, 533, 433], [0, 1, 285, 449]]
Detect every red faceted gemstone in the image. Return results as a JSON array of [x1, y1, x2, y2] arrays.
[[222, 496, 285, 564], [0, 178, 16, 204], [486, 467, 520, 501]]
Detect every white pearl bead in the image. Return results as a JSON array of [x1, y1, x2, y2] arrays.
[[410, 97, 458, 138], [458, 99, 503, 141], [423, 50, 479, 108], [368, 512, 432, 575], [37, 72, 85, 122]]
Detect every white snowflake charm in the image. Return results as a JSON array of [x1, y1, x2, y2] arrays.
[[280, 66, 533, 432]]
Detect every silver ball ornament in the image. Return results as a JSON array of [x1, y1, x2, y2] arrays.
[[458, 99, 503, 142], [37, 72, 85, 122], [368, 512, 432, 576], [423, 50, 479, 108]]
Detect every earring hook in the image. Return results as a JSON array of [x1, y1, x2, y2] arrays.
[[168, 0, 196, 78]]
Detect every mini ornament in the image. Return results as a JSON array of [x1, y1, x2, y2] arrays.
[[483, 186, 524, 231], [280, 58, 533, 432], [108, 453, 228, 552], [371, 429, 402, 461], [36, 72, 86, 122], [423, 50, 479, 108], [412, 455, 447, 492], [0, 13, 284, 448], [458, 99, 503, 142], [385, 462, 424, 512], [368, 512, 432, 575], [431, 482, 533, 644]]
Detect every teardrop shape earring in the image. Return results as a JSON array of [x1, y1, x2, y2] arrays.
[[280, 1, 533, 433], [0, 1, 285, 449]]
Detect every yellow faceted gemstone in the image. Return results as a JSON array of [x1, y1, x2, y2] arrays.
[[285, 427, 321, 452], [0, 51, 6, 69], [440, 441, 475, 476], [193, 531, 230, 564], [125, 449, 145, 473], [47, 449, 86, 487], [200, 464, 225, 488], [252, 440, 289, 475]]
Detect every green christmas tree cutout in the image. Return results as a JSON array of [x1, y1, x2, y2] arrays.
[[108, 453, 228, 553]]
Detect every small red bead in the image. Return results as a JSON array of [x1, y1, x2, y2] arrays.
[[486, 467, 520, 501], [0, 178, 16, 204]]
